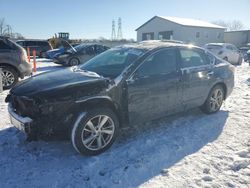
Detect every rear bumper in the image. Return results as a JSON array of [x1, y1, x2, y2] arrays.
[[8, 104, 33, 134], [18, 61, 32, 78]]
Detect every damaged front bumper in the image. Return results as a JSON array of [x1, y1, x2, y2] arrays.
[[8, 104, 33, 134]]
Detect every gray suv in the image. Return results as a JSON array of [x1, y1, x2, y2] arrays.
[[0, 37, 32, 89]]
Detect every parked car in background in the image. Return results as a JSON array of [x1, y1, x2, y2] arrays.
[[46, 40, 74, 59], [204, 43, 242, 65], [239, 47, 249, 61], [0, 36, 32, 89], [247, 50, 250, 64], [16, 40, 52, 58], [6, 41, 234, 155], [53, 43, 110, 66], [239, 43, 250, 62]]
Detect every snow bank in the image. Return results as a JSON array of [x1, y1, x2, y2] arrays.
[[0, 60, 250, 188]]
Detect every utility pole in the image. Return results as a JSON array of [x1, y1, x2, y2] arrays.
[[117, 17, 123, 40], [111, 20, 116, 41]]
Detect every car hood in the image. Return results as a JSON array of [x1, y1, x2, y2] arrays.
[[47, 48, 63, 53], [10, 68, 108, 98]]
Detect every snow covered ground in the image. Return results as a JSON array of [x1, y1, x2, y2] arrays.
[[0, 59, 250, 188]]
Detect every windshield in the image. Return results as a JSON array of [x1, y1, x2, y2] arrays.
[[80, 47, 146, 78], [206, 44, 223, 50], [68, 44, 87, 53]]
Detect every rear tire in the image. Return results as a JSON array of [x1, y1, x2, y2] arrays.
[[1, 66, 18, 90], [201, 85, 225, 114], [71, 108, 119, 155], [237, 56, 242, 65]]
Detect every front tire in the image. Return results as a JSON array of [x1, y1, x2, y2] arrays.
[[1, 66, 18, 90], [71, 108, 119, 155], [201, 85, 225, 114], [68, 57, 80, 66]]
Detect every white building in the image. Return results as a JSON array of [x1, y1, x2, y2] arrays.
[[135, 16, 225, 46], [224, 30, 250, 47]]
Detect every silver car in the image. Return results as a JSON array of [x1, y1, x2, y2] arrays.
[[204, 43, 242, 65], [0, 37, 32, 89]]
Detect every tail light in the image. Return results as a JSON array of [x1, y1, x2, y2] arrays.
[[21, 49, 28, 62]]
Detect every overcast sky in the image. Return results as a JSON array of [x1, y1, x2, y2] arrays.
[[0, 0, 249, 39]]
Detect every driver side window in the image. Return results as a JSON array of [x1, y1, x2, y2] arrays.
[[137, 48, 177, 77], [85, 46, 95, 55]]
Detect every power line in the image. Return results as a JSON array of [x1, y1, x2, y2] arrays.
[[117, 17, 123, 40], [111, 20, 116, 40]]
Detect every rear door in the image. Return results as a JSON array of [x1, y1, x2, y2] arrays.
[[0, 39, 19, 64], [127, 48, 182, 124], [178, 47, 214, 109]]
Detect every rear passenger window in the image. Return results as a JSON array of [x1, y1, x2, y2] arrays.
[[137, 48, 177, 76], [0, 40, 12, 50], [180, 49, 209, 68]]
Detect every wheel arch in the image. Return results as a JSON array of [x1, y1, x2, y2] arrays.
[[68, 56, 80, 65], [74, 96, 123, 125], [0, 63, 21, 77], [211, 82, 227, 99]]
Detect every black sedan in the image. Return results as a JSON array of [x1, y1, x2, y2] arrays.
[[53, 43, 109, 66], [6, 41, 234, 155]]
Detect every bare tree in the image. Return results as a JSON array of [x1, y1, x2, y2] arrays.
[[229, 20, 244, 31], [212, 20, 228, 28], [0, 17, 24, 39], [3, 24, 12, 37], [0, 18, 5, 35], [12, 32, 25, 39], [212, 20, 244, 31]]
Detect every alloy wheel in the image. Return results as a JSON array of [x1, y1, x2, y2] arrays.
[[209, 89, 223, 112], [70, 58, 79, 66], [1, 70, 15, 87], [81, 115, 115, 151]]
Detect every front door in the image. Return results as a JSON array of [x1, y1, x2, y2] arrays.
[[127, 48, 181, 124], [178, 48, 215, 108]]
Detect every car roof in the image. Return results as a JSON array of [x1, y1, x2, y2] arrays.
[[118, 40, 197, 51], [16, 39, 49, 42], [206, 43, 236, 47], [206, 43, 224, 46]]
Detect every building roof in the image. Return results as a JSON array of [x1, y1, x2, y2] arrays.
[[135, 16, 225, 31], [225, 30, 250, 33]]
